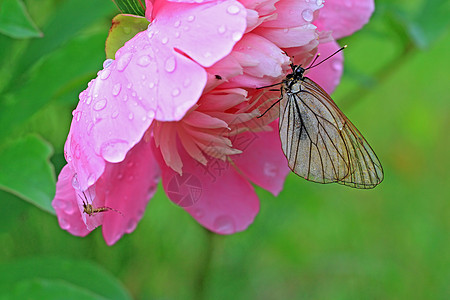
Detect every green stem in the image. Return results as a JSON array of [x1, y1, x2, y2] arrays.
[[194, 228, 215, 300]]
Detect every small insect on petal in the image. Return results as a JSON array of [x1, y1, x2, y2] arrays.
[[79, 191, 123, 216], [258, 45, 383, 189]]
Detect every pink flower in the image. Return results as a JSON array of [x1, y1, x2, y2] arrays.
[[53, 0, 374, 245]]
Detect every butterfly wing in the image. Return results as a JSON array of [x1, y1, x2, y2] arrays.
[[279, 77, 383, 188]]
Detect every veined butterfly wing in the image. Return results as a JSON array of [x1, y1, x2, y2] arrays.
[[279, 66, 383, 189]]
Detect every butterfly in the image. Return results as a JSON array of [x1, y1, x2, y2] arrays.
[[259, 46, 383, 188]]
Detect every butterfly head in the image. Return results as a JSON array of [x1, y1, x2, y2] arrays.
[[287, 63, 306, 82]]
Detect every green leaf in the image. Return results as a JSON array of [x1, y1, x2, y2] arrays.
[[0, 135, 55, 214], [0, 189, 28, 234], [106, 14, 149, 59], [0, 0, 43, 39], [0, 257, 131, 300], [0, 32, 107, 142], [112, 0, 146, 16], [408, 0, 450, 48]]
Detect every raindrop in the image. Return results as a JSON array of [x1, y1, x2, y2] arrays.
[[217, 25, 226, 34], [316, 0, 323, 5], [74, 144, 81, 159], [302, 9, 314, 22], [59, 217, 70, 230], [126, 219, 137, 231], [232, 32, 243, 41], [138, 55, 152, 66], [87, 174, 96, 186], [172, 88, 180, 97], [117, 173, 123, 180], [147, 31, 154, 39], [164, 56, 176, 72], [174, 31, 180, 38], [93, 98, 107, 111], [73, 110, 82, 122], [112, 83, 122, 96], [111, 110, 119, 119], [213, 215, 235, 234], [227, 5, 240, 15], [86, 96, 92, 105], [100, 139, 129, 163], [71, 174, 81, 190], [147, 110, 155, 118], [117, 53, 133, 71], [174, 20, 181, 28], [103, 59, 114, 68], [128, 112, 134, 120], [161, 37, 169, 44], [149, 82, 155, 88], [87, 122, 94, 135], [187, 15, 195, 22]]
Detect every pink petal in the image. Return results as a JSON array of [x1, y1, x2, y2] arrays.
[[314, 0, 375, 39], [52, 165, 90, 237], [151, 0, 247, 67], [232, 121, 290, 195], [99, 136, 161, 245], [261, 0, 323, 28], [304, 41, 344, 94], [253, 24, 318, 48], [154, 140, 260, 234]]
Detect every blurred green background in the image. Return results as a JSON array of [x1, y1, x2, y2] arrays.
[[0, 0, 448, 299]]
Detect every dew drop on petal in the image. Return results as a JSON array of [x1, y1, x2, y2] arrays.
[[187, 15, 195, 22], [149, 82, 155, 88], [126, 219, 137, 232], [93, 98, 107, 111], [74, 144, 81, 159], [117, 53, 133, 71], [217, 25, 226, 34], [87, 174, 96, 186], [332, 60, 342, 71], [103, 59, 114, 68], [138, 55, 152, 67], [71, 174, 81, 190], [227, 5, 240, 15], [111, 110, 119, 119], [59, 217, 70, 230], [73, 110, 82, 122], [100, 69, 111, 80], [164, 56, 176, 72], [161, 37, 169, 44], [112, 83, 122, 96], [87, 122, 94, 135], [86, 96, 92, 105], [174, 20, 181, 28], [117, 173, 123, 180], [128, 112, 134, 120], [232, 32, 243, 42], [147, 30, 154, 39], [147, 110, 155, 118], [213, 215, 235, 234], [172, 88, 180, 97], [100, 139, 129, 163], [183, 78, 191, 87], [302, 9, 314, 22], [316, 0, 323, 5], [174, 31, 180, 38], [127, 83, 133, 89]]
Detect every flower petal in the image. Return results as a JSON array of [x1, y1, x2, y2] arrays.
[[261, 0, 323, 28], [151, 0, 247, 67], [232, 121, 290, 195], [52, 165, 90, 237], [99, 136, 161, 245], [154, 141, 260, 234], [254, 24, 318, 48], [305, 40, 343, 94], [314, 0, 374, 39]]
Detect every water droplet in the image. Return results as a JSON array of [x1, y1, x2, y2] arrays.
[[213, 215, 235, 234], [138, 55, 152, 67], [183, 26, 190, 31], [172, 88, 180, 97], [103, 59, 114, 68], [232, 32, 243, 41], [127, 161, 134, 168], [123, 94, 128, 102], [117, 53, 133, 71], [283, 28, 289, 33], [111, 110, 119, 119], [73, 110, 82, 122], [227, 5, 240, 14], [71, 174, 80, 190], [316, 0, 323, 5], [183, 78, 191, 87], [123, 26, 131, 34], [174, 31, 180, 38], [87, 122, 94, 135], [263, 163, 277, 177], [126, 219, 137, 231], [86, 96, 92, 105], [174, 20, 181, 27], [147, 30, 154, 39], [331, 60, 342, 71], [100, 139, 129, 163], [127, 83, 133, 89], [59, 217, 70, 229], [164, 56, 176, 72], [93, 98, 107, 111], [149, 82, 155, 88], [117, 173, 123, 180], [147, 110, 155, 118], [187, 15, 195, 22], [131, 91, 137, 97], [128, 112, 134, 120], [161, 37, 169, 44], [217, 25, 226, 34], [112, 83, 122, 96], [87, 174, 96, 186], [302, 9, 314, 22]]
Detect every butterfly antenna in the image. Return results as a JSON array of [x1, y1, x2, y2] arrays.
[[305, 45, 347, 70], [307, 53, 321, 69]]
